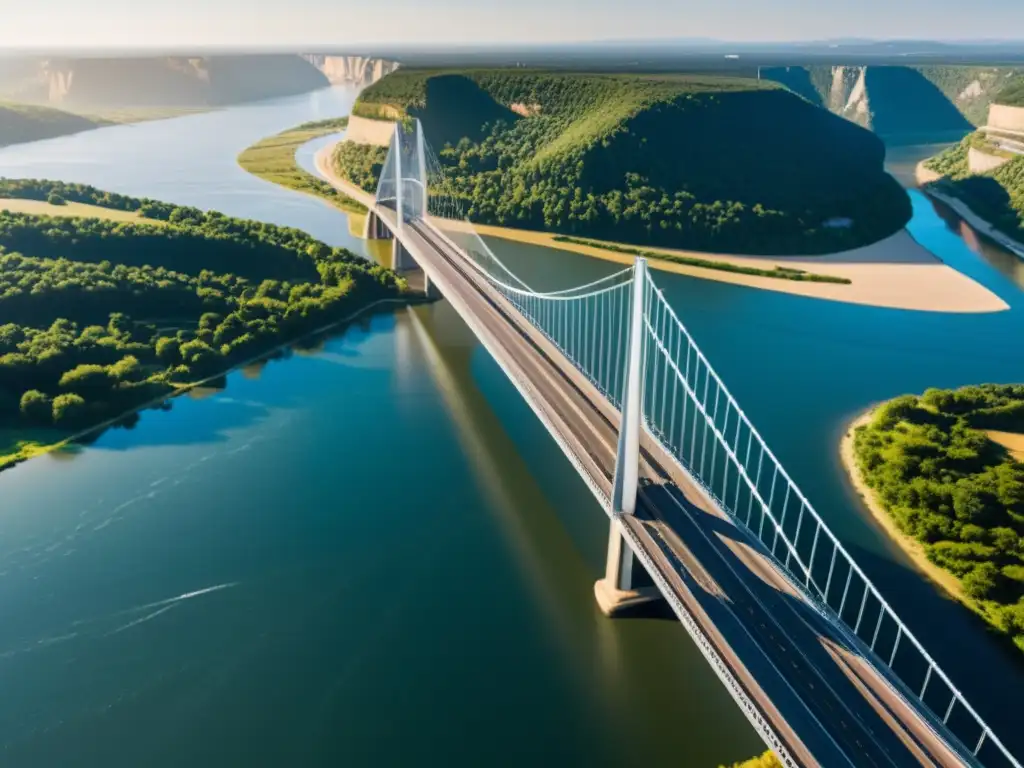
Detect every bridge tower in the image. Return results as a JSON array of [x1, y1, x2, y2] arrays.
[[372, 118, 437, 293], [595, 258, 660, 617]]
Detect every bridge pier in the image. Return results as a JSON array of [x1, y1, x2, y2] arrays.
[[392, 238, 417, 272], [594, 520, 660, 617], [595, 258, 659, 617], [423, 271, 440, 300], [362, 210, 393, 241]]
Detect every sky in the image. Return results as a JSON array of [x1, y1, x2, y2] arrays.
[[3, 0, 1024, 50]]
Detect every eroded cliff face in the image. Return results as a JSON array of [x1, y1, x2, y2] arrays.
[[0, 55, 328, 108], [302, 56, 399, 88], [830, 66, 871, 128], [763, 65, 1021, 141]]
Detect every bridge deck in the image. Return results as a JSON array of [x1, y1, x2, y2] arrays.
[[317, 143, 970, 765], [398, 215, 964, 768]]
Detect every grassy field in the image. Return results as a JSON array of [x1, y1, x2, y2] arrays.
[[238, 118, 366, 214], [0, 198, 166, 223]]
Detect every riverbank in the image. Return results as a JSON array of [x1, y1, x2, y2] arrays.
[[238, 118, 366, 214], [915, 160, 1024, 259], [0, 297, 416, 474], [839, 408, 969, 606], [0, 102, 211, 149], [317, 141, 1007, 313]]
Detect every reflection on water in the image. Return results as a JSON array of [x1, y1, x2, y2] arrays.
[[0, 94, 1022, 766], [931, 198, 1024, 290], [885, 141, 1024, 291]]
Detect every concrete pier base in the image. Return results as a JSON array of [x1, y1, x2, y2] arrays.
[[594, 578, 661, 617], [595, 518, 661, 617]]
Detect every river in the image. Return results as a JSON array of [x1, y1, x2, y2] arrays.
[[0, 88, 1022, 766]]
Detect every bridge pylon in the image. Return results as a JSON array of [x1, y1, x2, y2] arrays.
[[596, 258, 660, 617]]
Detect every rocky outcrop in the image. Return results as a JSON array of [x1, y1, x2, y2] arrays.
[[302, 56, 399, 88], [832, 66, 870, 127]]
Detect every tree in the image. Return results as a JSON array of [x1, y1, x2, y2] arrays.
[[59, 364, 112, 396], [155, 337, 181, 365], [51, 393, 88, 427], [108, 355, 143, 383], [47, 192, 66, 206], [19, 389, 52, 424], [963, 562, 1003, 601]]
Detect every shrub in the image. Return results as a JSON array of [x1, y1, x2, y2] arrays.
[[51, 393, 88, 427], [19, 389, 52, 424]]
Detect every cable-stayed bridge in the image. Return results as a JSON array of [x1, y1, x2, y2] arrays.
[[318, 119, 1020, 768]]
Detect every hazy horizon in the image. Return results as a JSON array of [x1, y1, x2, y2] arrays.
[[4, 0, 1024, 50]]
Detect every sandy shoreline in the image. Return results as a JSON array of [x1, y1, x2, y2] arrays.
[[839, 408, 968, 606], [316, 140, 1007, 313]]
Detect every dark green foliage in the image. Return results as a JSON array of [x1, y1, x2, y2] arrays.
[[333, 142, 388, 193], [19, 389, 51, 424], [341, 70, 910, 255], [0, 181, 404, 436], [854, 384, 1024, 652], [51, 393, 88, 428]]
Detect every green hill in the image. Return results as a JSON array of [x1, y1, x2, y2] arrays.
[[341, 69, 910, 255], [0, 101, 105, 148]]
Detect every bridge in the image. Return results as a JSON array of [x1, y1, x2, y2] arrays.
[[317, 120, 1020, 768]]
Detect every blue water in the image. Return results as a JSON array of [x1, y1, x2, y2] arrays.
[[0, 95, 1022, 765]]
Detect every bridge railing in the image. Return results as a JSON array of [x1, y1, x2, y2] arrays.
[[639, 272, 1018, 768], [453, 237, 635, 409], [390, 120, 1018, 766]]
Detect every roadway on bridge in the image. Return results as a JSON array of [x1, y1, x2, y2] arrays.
[[406, 216, 964, 767], [317, 149, 970, 765]]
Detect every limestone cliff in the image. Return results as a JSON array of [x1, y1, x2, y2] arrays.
[[302, 55, 399, 88]]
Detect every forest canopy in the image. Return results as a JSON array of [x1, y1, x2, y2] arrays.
[[0, 179, 403, 444], [853, 385, 1024, 653], [340, 70, 911, 255]]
